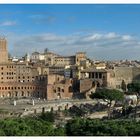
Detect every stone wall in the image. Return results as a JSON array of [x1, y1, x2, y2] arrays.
[[80, 79, 93, 93], [46, 76, 73, 100], [107, 67, 140, 90]]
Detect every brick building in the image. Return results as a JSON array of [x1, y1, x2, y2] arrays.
[[54, 56, 76, 66], [0, 38, 74, 100], [46, 74, 73, 100], [0, 39, 36, 98]]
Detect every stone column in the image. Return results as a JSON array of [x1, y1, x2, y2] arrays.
[[32, 99, 35, 106], [13, 100, 16, 106]]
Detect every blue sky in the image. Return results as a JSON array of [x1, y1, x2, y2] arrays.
[[1, 4, 140, 60]]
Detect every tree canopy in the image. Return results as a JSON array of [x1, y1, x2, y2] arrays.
[[0, 112, 65, 136], [90, 88, 124, 103], [1, 114, 140, 136], [127, 82, 140, 93], [66, 118, 140, 136], [90, 88, 124, 119]]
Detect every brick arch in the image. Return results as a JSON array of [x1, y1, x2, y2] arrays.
[[8, 92, 12, 97]]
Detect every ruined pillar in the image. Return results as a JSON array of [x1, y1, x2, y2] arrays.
[[32, 99, 35, 106], [51, 107, 53, 112], [13, 100, 16, 106], [42, 107, 45, 114]]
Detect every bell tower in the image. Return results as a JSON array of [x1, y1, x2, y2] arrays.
[[0, 38, 8, 63]]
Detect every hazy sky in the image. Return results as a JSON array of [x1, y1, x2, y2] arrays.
[[0, 4, 140, 60]]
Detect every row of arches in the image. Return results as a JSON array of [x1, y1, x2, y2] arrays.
[[0, 91, 44, 98]]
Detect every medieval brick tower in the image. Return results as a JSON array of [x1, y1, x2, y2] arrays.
[[0, 38, 8, 63], [75, 52, 86, 65]]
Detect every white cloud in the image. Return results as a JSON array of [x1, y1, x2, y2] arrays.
[[105, 32, 117, 39], [85, 33, 103, 41], [6, 31, 140, 60], [122, 35, 133, 41], [0, 21, 17, 26]]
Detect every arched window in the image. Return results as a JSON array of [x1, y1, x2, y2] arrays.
[[57, 87, 61, 92]]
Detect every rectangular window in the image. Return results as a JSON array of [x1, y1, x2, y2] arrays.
[[99, 73, 102, 79]]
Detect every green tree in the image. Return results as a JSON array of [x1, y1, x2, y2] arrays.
[[127, 82, 140, 119], [65, 118, 140, 136], [54, 127, 66, 136], [39, 112, 55, 122], [90, 88, 124, 119]]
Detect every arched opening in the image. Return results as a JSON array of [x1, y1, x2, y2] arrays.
[[97, 82, 100, 87], [92, 81, 96, 87], [8, 92, 11, 97], [27, 91, 30, 97], [15, 92, 18, 97], [21, 91, 24, 97], [69, 86, 73, 92], [57, 93, 61, 99]]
